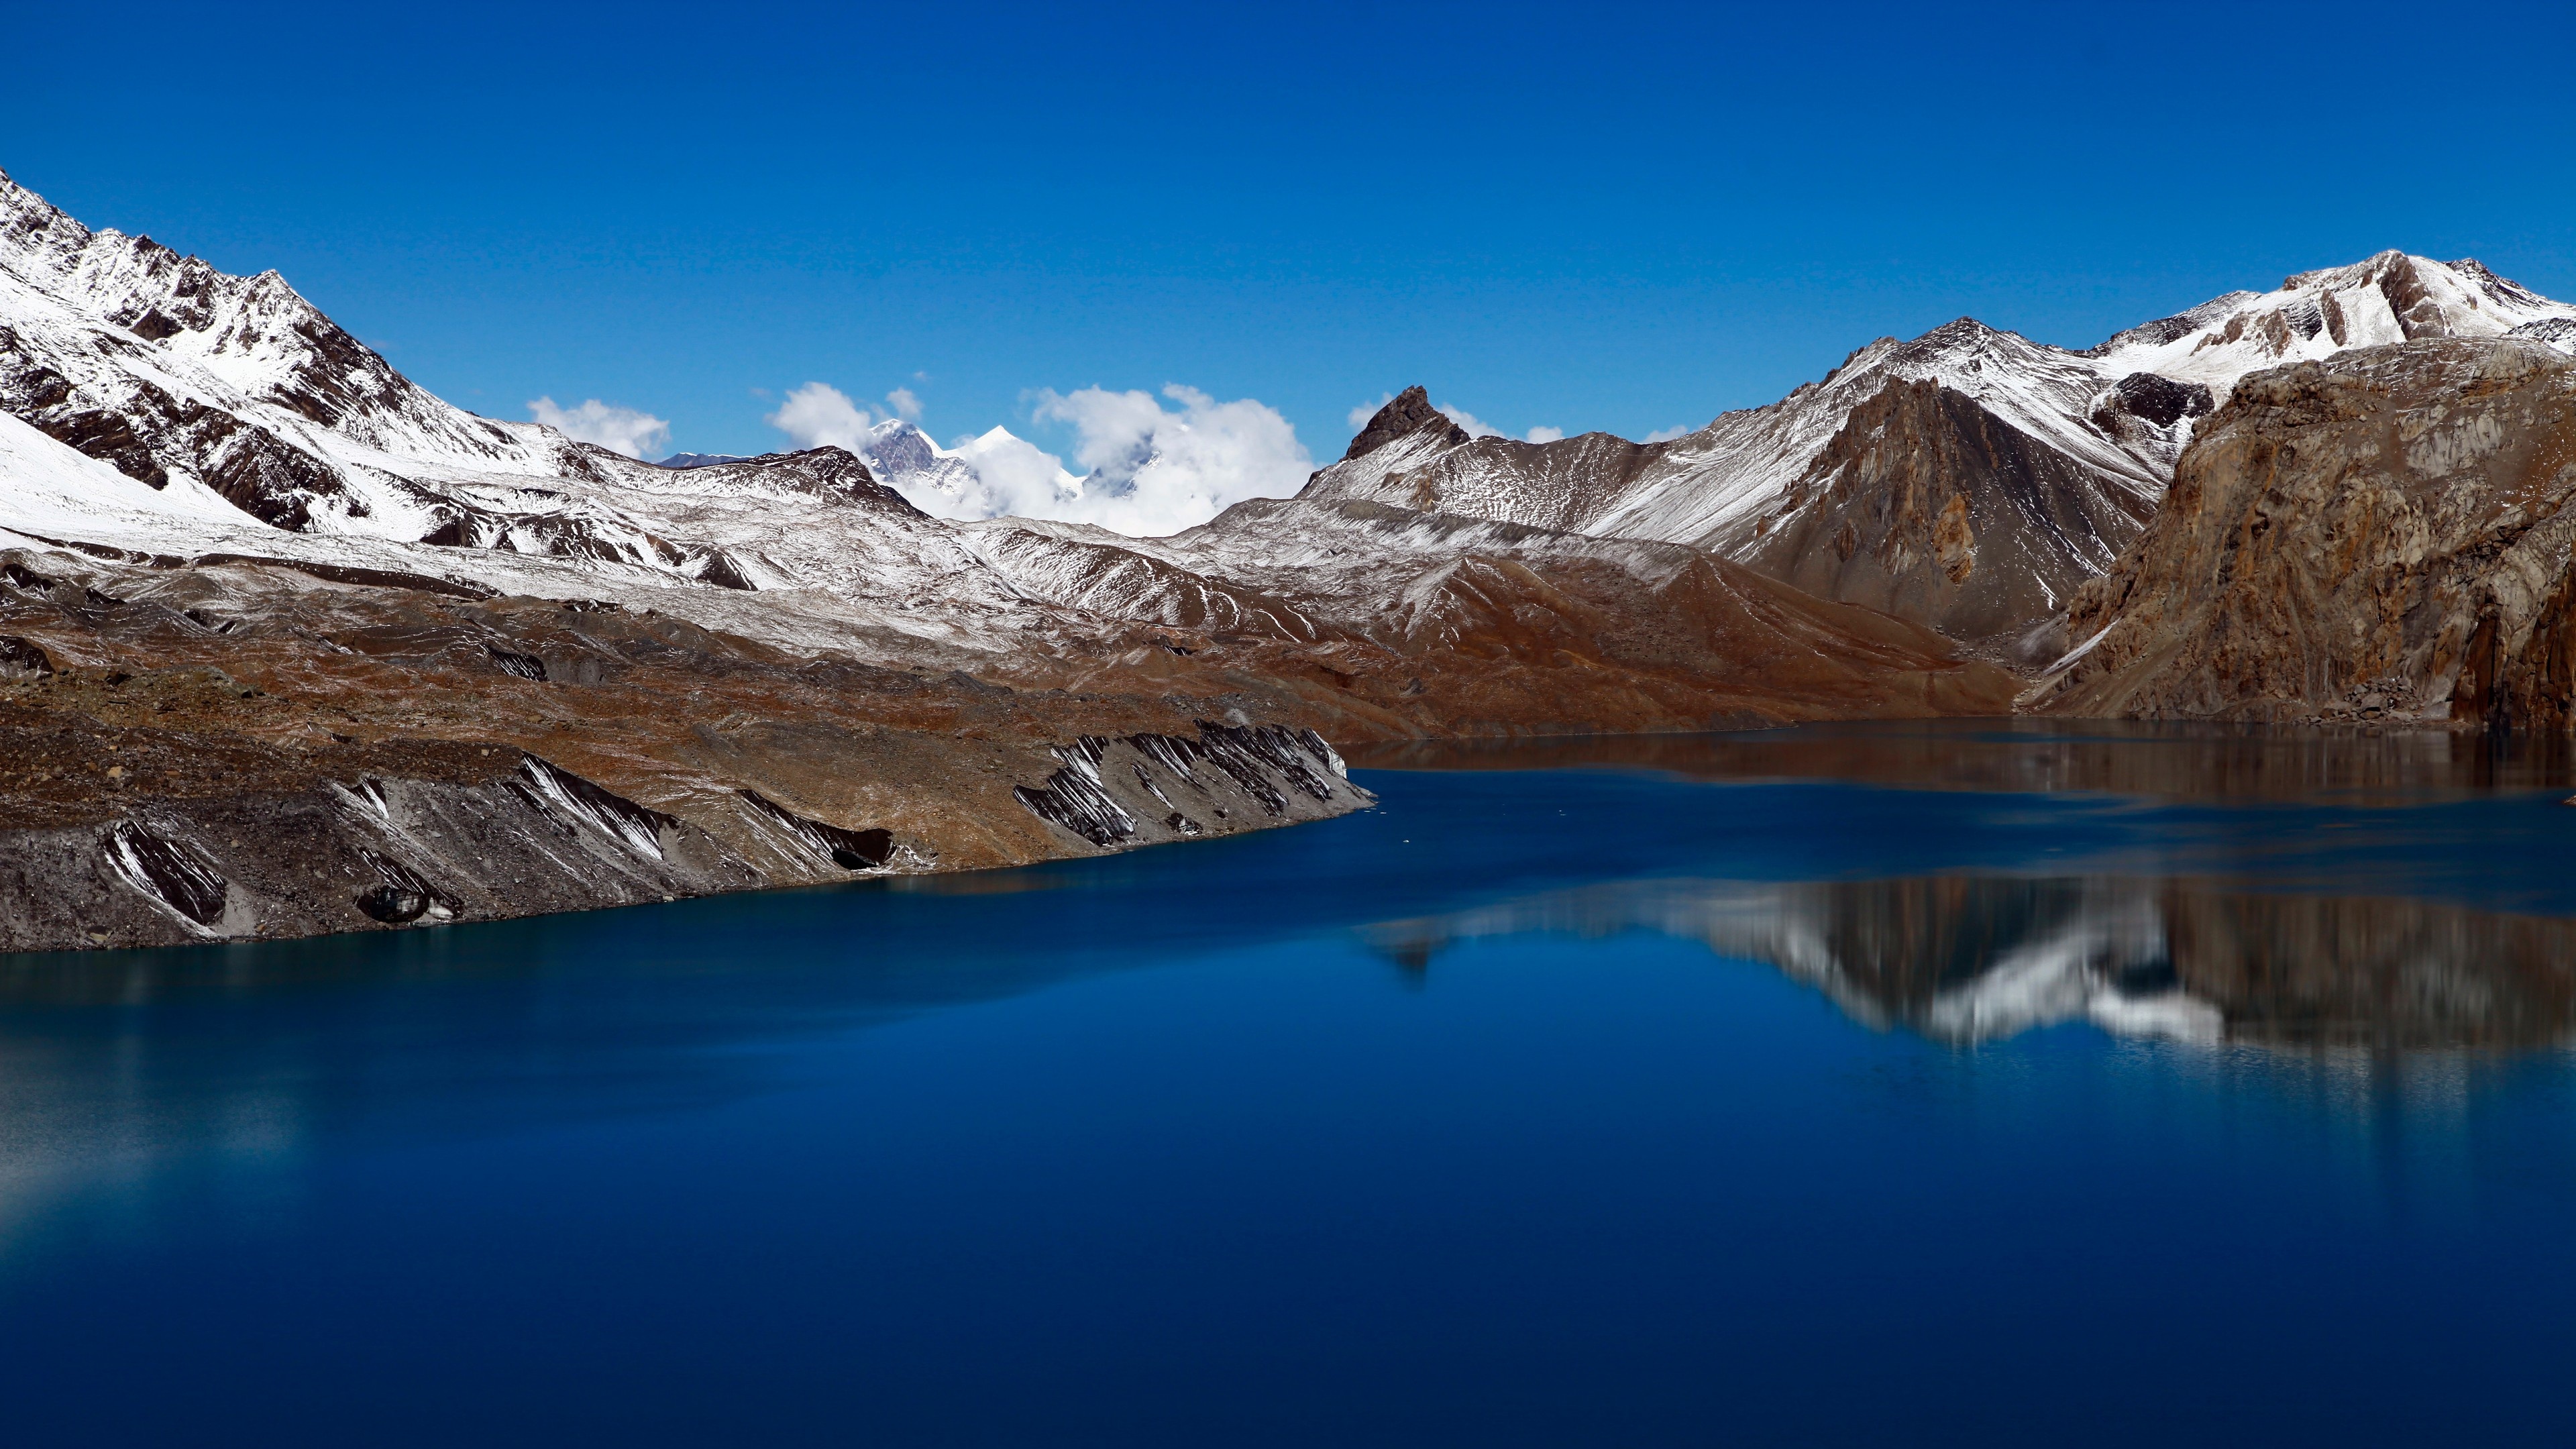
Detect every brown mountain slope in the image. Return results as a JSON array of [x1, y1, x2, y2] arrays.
[[2027, 337, 2576, 724]]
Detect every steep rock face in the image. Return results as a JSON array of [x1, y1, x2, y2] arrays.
[[2029, 338, 2576, 724], [0, 170, 531, 469], [1342, 385, 1468, 461]]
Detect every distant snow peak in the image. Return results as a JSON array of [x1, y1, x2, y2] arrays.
[[527, 397, 669, 459]]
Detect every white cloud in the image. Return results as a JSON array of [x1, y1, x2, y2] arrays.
[[1644, 424, 1694, 443], [1347, 393, 1394, 432], [1437, 403, 1502, 439], [764, 379, 1315, 536], [527, 396, 671, 459], [940, 427, 1084, 517], [1022, 384, 1316, 536], [1434, 404, 1561, 444], [765, 381, 877, 450], [765, 381, 930, 446]]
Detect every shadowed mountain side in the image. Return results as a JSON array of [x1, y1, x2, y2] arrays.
[[1346, 719, 2576, 803], [1303, 327, 2173, 648], [2030, 339, 2576, 725], [1367, 873, 2576, 1050], [1731, 377, 2156, 654]]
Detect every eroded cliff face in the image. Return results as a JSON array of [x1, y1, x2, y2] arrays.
[[2029, 338, 2576, 725]]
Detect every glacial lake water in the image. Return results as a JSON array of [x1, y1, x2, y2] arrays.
[[3, 720, 2575, 1446]]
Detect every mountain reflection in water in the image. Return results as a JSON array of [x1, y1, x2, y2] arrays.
[[1368, 875, 2576, 1050]]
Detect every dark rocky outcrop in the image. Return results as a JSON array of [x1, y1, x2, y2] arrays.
[[2096, 372, 2214, 431], [0, 634, 52, 678], [1342, 386, 1471, 461], [740, 788, 893, 870], [1010, 725, 1350, 848]]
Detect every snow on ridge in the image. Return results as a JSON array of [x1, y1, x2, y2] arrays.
[[1311, 252, 2576, 563], [2090, 251, 2576, 394]]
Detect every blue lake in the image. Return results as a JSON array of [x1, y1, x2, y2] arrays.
[[3, 722, 2573, 1446]]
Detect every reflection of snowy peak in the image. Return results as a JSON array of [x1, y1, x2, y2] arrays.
[[1370, 869, 2576, 1049]]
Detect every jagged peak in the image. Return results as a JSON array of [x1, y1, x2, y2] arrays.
[[1342, 385, 1469, 461]]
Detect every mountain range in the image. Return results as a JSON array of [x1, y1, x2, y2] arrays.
[[5, 160, 2573, 949]]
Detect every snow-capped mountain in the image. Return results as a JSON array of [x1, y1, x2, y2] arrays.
[[853, 417, 1029, 515], [0, 169, 592, 533], [2087, 250, 2576, 389], [1309, 255, 2576, 651]]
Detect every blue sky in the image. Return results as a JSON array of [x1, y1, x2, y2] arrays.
[[9, 0, 2574, 464]]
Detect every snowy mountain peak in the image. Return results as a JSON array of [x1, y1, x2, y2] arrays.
[[2089, 252, 2576, 393], [852, 417, 991, 514], [1, 167, 543, 487]]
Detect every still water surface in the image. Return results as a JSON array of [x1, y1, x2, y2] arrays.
[[3, 722, 2573, 1445]]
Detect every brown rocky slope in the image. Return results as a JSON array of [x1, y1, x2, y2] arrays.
[[2028, 337, 2576, 726]]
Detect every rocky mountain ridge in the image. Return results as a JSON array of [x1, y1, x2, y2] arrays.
[[1310, 255, 2576, 653]]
